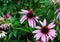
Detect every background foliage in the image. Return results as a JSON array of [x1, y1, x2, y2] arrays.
[[0, 0, 60, 42]]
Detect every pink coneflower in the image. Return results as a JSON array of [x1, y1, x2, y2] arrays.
[[19, 9, 39, 28], [0, 25, 3, 28], [55, 8, 60, 20], [0, 23, 11, 30], [32, 19, 57, 42], [5, 13, 10, 18]]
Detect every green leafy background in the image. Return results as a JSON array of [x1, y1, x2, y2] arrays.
[[0, 0, 60, 42]]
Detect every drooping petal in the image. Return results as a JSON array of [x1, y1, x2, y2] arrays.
[[48, 34, 54, 41], [41, 34, 46, 42], [34, 33, 41, 40], [48, 22, 55, 28], [32, 30, 40, 33], [46, 35, 49, 42], [20, 15, 27, 24], [56, 14, 59, 19], [48, 29, 57, 41], [28, 18, 34, 28], [55, 8, 60, 14], [49, 30, 57, 37], [35, 16, 39, 19], [56, 12, 60, 20], [34, 16, 39, 22], [33, 16, 39, 22], [34, 20, 36, 27], [34, 18, 39, 22]]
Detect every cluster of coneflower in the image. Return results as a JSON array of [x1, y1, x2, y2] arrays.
[[18, 8, 60, 42], [0, 0, 60, 42], [0, 13, 11, 38]]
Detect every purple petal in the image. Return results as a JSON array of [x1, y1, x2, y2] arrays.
[[49, 30, 57, 37], [48, 30, 57, 41], [56, 14, 59, 19], [48, 22, 54, 27], [43, 19, 46, 26], [46, 35, 49, 42], [55, 8, 60, 14], [28, 19, 35, 28], [56, 12, 60, 19], [34, 20, 36, 27], [19, 9, 29, 14], [32, 30, 40, 33], [41, 34, 46, 42], [40, 21, 44, 26], [35, 26, 41, 29], [48, 35, 54, 41], [48, 22, 55, 29], [40, 19, 46, 26], [49, 29, 56, 33], [0, 26, 3, 28], [34, 16, 39, 22], [49, 24, 55, 28], [35, 16, 39, 19], [34, 18, 38, 22], [34, 33, 41, 40], [20, 15, 27, 24], [21, 9, 29, 14]]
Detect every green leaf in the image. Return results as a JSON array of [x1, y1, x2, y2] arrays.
[[56, 25, 59, 31], [39, 0, 49, 3], [34, 0, 38, 3], [9, 32, 13, 39], [13, 30, 17, 37], [16, 28, 30, 32]]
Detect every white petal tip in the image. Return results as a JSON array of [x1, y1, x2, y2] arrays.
[[18, 12, 22, 14]]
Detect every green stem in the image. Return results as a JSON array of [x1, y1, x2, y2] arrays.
[[18, 35, 19, 42]]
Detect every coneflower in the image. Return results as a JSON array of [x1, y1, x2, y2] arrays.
[[32, 19, 57, 42], [19, 9, 39, 28]]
